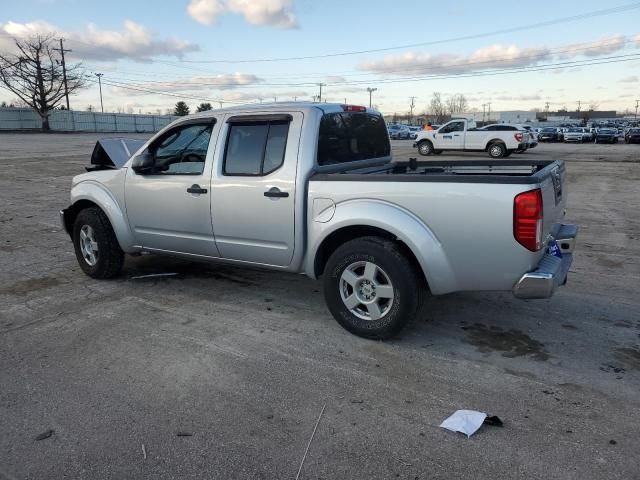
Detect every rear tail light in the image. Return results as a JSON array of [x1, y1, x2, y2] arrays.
[[342, 105, 367, 112], [514, 189, 543, 251], [514, 132, 524, 142]]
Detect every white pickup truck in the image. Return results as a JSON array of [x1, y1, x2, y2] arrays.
[[61, 103, 577, 339], [414, 119, 529, 158]]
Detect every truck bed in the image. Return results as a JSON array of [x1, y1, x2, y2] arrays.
[[310, 159, 563, 184]]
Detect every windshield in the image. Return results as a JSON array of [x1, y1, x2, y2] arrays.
[[599, 129, 616, 134], [568, 128, 582, 132], [629, 128, 640, 133], [541, 128, 556, 132]]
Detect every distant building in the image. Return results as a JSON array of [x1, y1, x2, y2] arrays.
[[497, 111, 538, 124], [537, 110, 617, 121]]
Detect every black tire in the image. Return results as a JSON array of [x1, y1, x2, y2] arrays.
[[73, 207, 124, 279], [433, 150, 443, 155], [323, 236, 424, 339], [487, 142, 506, 158], [417, 140, 433, 156]]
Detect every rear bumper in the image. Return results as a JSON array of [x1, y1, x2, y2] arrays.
[[513, 224, 578, 299]]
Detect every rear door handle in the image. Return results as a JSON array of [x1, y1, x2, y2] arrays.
[[264, 187, 289, 198], [187, 184, 208, 194]]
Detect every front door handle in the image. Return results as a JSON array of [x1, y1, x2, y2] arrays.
[[264, 187, 289, 198], [187, 184, 208, 194]]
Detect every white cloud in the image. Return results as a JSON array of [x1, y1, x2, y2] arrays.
[[557, 34, 626, 59], [0, 20, 199, 62], [112, 73, 264, 94], [187, 0, 297, 28], [620, 75, 638, 83], [359, 33, 638, 77], [187, 0, 227, 25], [360, 44, 552, 76]]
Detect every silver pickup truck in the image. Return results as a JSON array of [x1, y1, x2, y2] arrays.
[[61, 102, 578, 339]]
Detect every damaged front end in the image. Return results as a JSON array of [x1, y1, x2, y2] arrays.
[[87, 138, 146, 171]]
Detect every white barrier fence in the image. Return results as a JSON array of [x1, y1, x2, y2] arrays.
[[0, 108, 178, 133]]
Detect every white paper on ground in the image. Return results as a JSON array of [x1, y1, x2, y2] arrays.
[[439, 410, 487, 437]]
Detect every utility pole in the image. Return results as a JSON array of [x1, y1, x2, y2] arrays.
[[274, 96, 277, 103], [545, 101, 550, 113], [482, 103, 487, 123], [318, 83, 325, 103], [366, 87, 377, 108], [577, 100, 581, 112], [487, 102, 492, 122], [635, 99, 639, 120], [94, 73, 104, 113], [53, 38, 72, 110], [409, 96, 417, 123]]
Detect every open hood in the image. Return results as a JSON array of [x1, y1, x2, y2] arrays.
[[89, 138, 146, 170]]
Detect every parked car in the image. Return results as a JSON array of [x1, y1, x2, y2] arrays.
[[59, 102, 577, 339], [595, 128, 618, 144], [563, 127, 589, 143], [624, 128, 640, 143], [538, 127, 564, 142], [521, 125, 538, 149], [414, 119, 529, 158], [388, 124, 410, 140], [408, 126, 421, 139]]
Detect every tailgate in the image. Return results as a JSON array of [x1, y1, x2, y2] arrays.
[[540, 161, 567, 240]]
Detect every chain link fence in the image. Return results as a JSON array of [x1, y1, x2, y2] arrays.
[[0, 108, 178, 133]]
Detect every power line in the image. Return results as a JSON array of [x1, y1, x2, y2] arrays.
[[144, 3, 640, 63], [80, 36, 638, 89]]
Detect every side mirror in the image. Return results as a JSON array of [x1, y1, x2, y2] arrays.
[[131, 151, 154, 174]]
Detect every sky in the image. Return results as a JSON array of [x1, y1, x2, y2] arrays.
[[1, 0, 639, 115]]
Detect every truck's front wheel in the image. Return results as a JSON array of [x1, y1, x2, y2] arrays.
[[73, 207, 124, 279], [323, 237, 423, 339], [417, 140, 433, 156]]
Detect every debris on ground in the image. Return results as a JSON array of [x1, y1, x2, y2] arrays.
[[130, 273, 178, 280], [34, 429, 54, 441], [440, 410, 503, 437]]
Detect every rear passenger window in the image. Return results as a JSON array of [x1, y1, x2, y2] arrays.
[[317, 112, 390, 166], [224, 121, 289, 176]]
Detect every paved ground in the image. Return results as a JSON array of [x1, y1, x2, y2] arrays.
[[1, 133, 639, 480]]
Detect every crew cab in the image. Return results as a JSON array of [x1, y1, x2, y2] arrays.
[[60, 103, 578, 339], [413, 119, 529, 158]]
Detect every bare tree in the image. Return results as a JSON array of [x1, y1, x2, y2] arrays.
[[0, 34, 85, 131], [446, 94, 469, 116], [428, 92, 447, 123]]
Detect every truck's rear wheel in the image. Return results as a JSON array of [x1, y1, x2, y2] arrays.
[[417, 141, 433, 156], [323, 236, 423, 339], [488, 142, 506, 158], [73, 207, 124, 279]]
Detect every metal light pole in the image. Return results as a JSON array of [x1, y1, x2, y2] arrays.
[[366, 87, 377, 108], [318, 83, 325, 103], [635, 99, 639, 120], [94, 73, 104, 113]]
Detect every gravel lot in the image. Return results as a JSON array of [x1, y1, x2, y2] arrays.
[[1, 133, 639, 480]]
